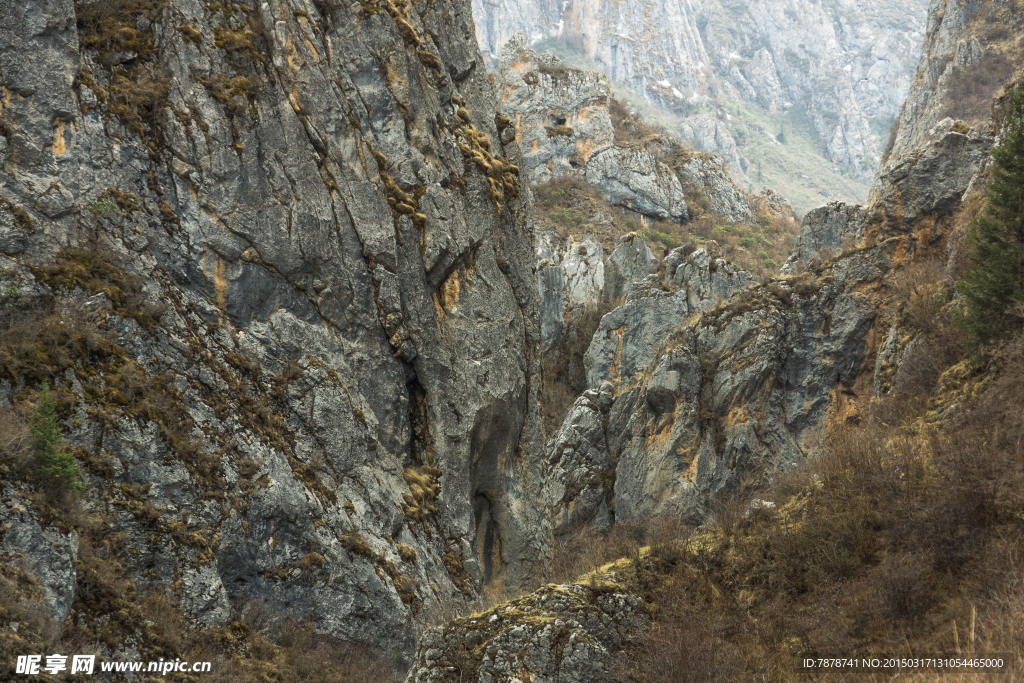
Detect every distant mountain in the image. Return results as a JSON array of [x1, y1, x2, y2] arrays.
[[473, 0, 928, 212]]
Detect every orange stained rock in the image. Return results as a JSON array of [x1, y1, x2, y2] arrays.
[[52, 121, 67, 156], [575, 137, 598, 163], [725, 405, 750, 428], [285, 32, 301, 71], [432, 291, 446, 323], [645, 416, 674, 450], [305, 39, 320, 62], [203, 251, 230, 312], [440, 270, 460, 311]]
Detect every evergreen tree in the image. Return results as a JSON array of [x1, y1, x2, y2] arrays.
[[31, 383, 85, 492], [956, 83, 1024, 352]]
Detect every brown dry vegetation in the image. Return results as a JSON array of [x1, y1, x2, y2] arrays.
[[609, 97, 668, 149], [531, 175, 797, 281], [540, 254, 1024, 682], [940, 1, 1024, 125]]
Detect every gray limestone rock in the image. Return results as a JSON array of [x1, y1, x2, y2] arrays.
[[584, 146, 689, 222], [1, 490, 79, 621], [0, 0, 548, 669], [404, 582, 645, 683], [497, 38, 688, 223], [585, 246, 753, 392], [497, 34, 615, 185], [783, 202, 866, 273], [884, 0, 993, 163], [603, 234, 657, 306], [866, 128, 993, 244], [673, 155, 755, 224]]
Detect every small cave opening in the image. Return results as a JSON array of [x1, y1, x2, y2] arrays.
[[473, 493, 501, 586], [554, 117, 567, 126]]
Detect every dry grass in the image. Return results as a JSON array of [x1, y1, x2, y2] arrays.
[[76, 0, 166, 65], [609, 98, 667, 149], [562, 302, 1024, 681]]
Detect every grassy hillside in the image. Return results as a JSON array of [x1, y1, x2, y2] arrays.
[[546, 254, 1024, 682]]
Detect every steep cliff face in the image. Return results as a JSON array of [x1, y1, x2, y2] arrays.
[[545, 106, 993, 537], [884, 0, 1024, 163], [473, 0, 927, 207], [0, 0, 547, 669]]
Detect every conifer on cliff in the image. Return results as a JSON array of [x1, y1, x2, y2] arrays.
[[956, 82, 1024, 352]]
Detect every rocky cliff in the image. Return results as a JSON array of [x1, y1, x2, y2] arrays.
[[539, 0, 1006, 543], [884, 0, 1024, 163], [0, 0, 549, 672], [402, 0, 1021, 677], [473, 0, 928, 208], [498, 34, 688, 223], [544, 115, 993, 537]]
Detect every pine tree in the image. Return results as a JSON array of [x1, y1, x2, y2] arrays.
[[956, 83, 1024, 352], [31, 383, 85, 492]]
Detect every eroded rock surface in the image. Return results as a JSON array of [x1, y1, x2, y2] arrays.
[[586, 246, 753, 392], [498, 36, 688, 223], [405, 582, 645, 683], [0, 0, 547, 668]]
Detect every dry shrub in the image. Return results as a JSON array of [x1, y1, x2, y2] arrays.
[[201, 74, 259, 117], [0, 565, 59, 680], [943, 51, 1017, 123], [609, 98, 666, 149], [76, 0, 166, 65], [625, 619, 745, 683], [107, 63, 172, 139], [536, 62, 572, 81], [549, 520, 653, 584], [31, 248, 165, 332], [0, 290, 119, 386], [0, 402, 33, 475], [892, 258, 952, 337], [598, 338, 1024, 680], [176, 606, 400, 683]]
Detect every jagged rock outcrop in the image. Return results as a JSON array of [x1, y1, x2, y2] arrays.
[[583, 146, 689, 222], [786, 123, 993, 272], [866, 125, 993, 249], [535, 233, 656, 351], [603, 234, 657, 305], [0, 0, 547, 669], [405, 582, 645, 683], [552, 245, 885, 526], [497, 33, 614, 183], [670, 153, 755, 224], [498, 35, 688, 223], [586, 247, 753, 391], [782, 202, 865, 272], [547, 88, 997, 532]]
